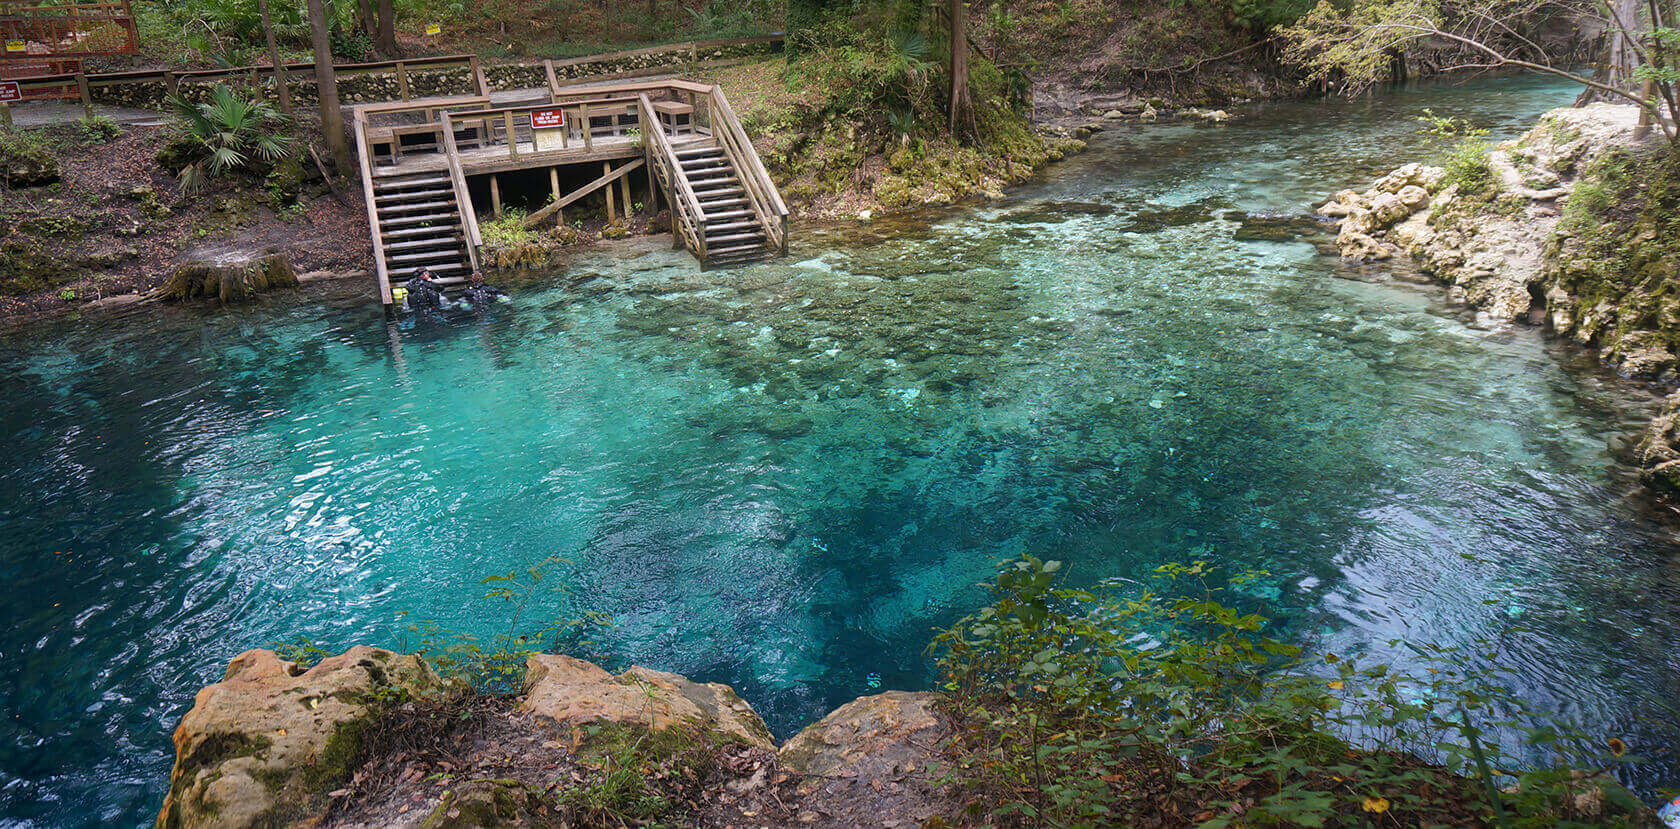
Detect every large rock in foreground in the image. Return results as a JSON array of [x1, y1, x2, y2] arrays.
[[156, 646, 439, 828], [780, 690, 962, 825], [519, 654, 775, 749]]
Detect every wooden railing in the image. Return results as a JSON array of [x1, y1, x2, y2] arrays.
[[708, 86, 788, 254], [438, 112, 483, 268], [0, 0, 138, 60], [442, 92, 659, 160], [352, 119, 394, 305], [638, 93, 707, 257]]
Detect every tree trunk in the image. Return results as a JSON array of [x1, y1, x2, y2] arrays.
[[354, 0, 375, 35], [257, 0, 293, 115], [948, 0, 972, 136], [1579, 0, 1643, 103], [306, 0, 354, 173], [375, 0, 397, 56]]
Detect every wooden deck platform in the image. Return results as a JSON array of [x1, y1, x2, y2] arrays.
[[351, 78, 789, 306]]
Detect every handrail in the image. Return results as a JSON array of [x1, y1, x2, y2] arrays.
[[638, 93, 707, 257], [708, 85, 788, 253], [352, 119, 393, 305], [439, 113, 483, 264]]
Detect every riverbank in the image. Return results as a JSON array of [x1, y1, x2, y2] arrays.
[[1317, 103, 1680, 493]]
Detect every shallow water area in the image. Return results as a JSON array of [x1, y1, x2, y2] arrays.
[[4, 74, 1680, 825]]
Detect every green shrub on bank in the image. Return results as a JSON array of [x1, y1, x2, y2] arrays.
[[0, 129, 62, 188], [931, 557, 1650, 827], [166, 83, 296, 193]]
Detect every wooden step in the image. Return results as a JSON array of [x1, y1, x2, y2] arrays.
[[381, 211, 460, 226], [706, 231, 765, 244], [674, 146, 722, 157], [383, 223, 462, 238], [385, 235, 463, 251], [708, 242, 767, 257], [692, 185, 743, 197], [391, 260, 466, 273], [688, 174, 738, 186], [376, 189, 453, 204], [704, 208, 752, 220], [379, 199, 455, 213], [376, 175, 451, 190], [680, 159, 729, 170]]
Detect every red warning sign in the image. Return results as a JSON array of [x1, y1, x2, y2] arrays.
[[0, 82, 21, 103], [531, 109, 565, 129]]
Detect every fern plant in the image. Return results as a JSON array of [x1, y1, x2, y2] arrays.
[[168, 83, 295, 192]]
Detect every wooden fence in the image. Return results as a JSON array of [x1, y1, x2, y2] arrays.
[[0, 34, 780, 113]]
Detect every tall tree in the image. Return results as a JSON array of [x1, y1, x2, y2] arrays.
[[948, 0, 973, 135], [306, 0, 353, 172], [375, 0, 398, 56], [1579, 0, 1644, 103], [257, 0, 293, 115]]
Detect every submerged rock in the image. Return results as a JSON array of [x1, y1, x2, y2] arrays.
[[156, 646, 439, 828]]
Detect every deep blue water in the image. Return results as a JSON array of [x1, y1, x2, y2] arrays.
[[4, 75, 1680, 825]]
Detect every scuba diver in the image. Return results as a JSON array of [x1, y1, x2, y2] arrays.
[[462, 270, 509, 309], [403, 268, 446, 312]]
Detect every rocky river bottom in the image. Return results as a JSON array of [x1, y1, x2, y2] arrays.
[[3, 74, 1679, 824]]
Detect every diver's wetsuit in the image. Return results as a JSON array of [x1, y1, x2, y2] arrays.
[[404, 275, 444, 311], [464, 284, 507, 308]]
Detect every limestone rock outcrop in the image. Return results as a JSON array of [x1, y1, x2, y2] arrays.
[[520, 654, 776, 749], [1322, 103, 1648, 325], [779, 690, 960, 825], [156, 646, 440, 828]]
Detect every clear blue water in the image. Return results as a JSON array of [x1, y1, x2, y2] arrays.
[[4, 75, 1680, 825]]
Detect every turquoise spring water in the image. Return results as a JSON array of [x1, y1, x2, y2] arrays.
[[4, 75, 1680, 825]]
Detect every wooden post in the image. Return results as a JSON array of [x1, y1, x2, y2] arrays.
[[544, 59, 560, 97], [165, 72, 179, 97], [395, 60, 410, 101], [621, 173, 632, 216], [611, 158, 624, 221], [76, 74, 93, 119], [470, 55, 488, 96], [580, 103, 592, 151], [503, 111, 519, 158], [490, 173, 502, 217], [646, 161, 658, 212], [0, 102, 11, 130], [549, 167, 563, 223]]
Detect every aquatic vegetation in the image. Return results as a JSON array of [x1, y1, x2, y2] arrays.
[[933, 558, 1651, 827]]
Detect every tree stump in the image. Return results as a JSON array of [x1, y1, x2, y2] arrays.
[[154, 248, 300, 303]]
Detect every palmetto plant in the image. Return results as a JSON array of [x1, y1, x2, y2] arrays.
[[169, 83, 296, 192]]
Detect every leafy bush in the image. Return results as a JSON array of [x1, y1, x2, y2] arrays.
[[75, 116, 122, 145], [931, 558, 1648, 827], [0, 129, 62, 188], [167, 83, 296, 192], [1418, 109, 1495, 199]]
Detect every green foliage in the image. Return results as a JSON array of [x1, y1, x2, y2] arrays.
[[1419, 109, 1494, 199], [479, 208, 538, 249], [75, 116, 122, 145], [400, 555, 610, 694], [932, 557, 1648, 827], [168, 83, 296, 193], [555, 723, 678, 822], [0, 128, 61, 188], [271, 637, 331, 669], [1281, 0, 1442, 88], [1230, 0, 1315, 29]]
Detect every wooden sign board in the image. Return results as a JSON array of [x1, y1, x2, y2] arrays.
[[0, 81, 20, 103], [532, 108, 567, 151]]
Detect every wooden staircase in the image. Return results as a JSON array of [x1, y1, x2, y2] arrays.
[[371, 173, 473, 286], [639, 90, 788, 269], [672, 142, 775, 265]]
